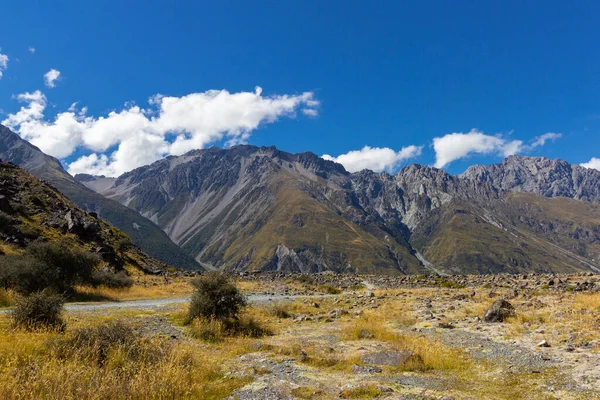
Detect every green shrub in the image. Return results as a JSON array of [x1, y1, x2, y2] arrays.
[[0, 242, 102, 295], [0, 254, 59, 295], [188, 272, 246, 322], [26, 242, 100, 286], [91, 270, 134, 289], [11, 291, 65, 331], [116, 238, 132, 253]]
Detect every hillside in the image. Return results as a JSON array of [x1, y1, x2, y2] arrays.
[[0, 124, 201, 270], [0, 160, 164, 273], [77, 145, 600, 275]]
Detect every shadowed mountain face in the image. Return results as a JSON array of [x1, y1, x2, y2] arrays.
[[75, 144, 600, 275], [0, 125, 201, 270]]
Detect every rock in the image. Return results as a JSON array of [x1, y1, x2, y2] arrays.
[[537, 340, 550, 348], [438, 322, 455, 329], [483, 299, 516, 323], [365, 291, 375, 298], [299, 350, 309, 362], [361, 349, 422, 366], [358, 329, 375, 339], [351, 364, 382, 374]]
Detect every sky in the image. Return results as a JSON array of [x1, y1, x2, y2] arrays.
[[1, 1, 599, 177]]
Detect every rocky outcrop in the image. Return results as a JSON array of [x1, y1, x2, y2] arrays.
[[462, 155, 600, 203]]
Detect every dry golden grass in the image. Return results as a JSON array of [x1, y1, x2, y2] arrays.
[[342, 311, 467, 372], [0, 313, 250, 399], [74, 275, 194, 302]]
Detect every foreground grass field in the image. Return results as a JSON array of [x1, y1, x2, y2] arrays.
[[0, 276, 599, 399]]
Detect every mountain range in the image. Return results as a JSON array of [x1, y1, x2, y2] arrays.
[[1, 123, 599, 275]]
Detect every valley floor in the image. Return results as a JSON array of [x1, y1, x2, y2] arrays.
[[1, 274, 599, 399]]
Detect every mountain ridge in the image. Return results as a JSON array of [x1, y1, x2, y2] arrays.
[[75, 144, 600, 275]]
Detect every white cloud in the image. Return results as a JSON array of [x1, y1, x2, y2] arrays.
[[28, 47, 35, 54], [44, 69, 61, 88], [432, 129, 562, 168], [322, 145, 422, 173], [302, 108, 318, 117], [3, 87, 319, 177], [531, 132, 562, 147], [0, 51, 8, 79], [581, 157, 600, 171]]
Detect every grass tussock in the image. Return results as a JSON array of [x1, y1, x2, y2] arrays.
[[267, 302, 292, 319], [339, 384, 382, 399], [189, 312, 271, 342], [0, 318, 249, 399]]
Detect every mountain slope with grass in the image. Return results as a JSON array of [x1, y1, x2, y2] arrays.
[[0, 124, 201, 270], [77, 145, 600, 275], [0, 160, 164, 274]]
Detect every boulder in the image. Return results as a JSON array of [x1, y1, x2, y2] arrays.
[[483, 299, 516, 322]]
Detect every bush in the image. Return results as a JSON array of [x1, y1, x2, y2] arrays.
[[11, 291, 65, 331], [188, 272, 246, 322], [26, 242, 101, 287], [91, 270, 134, 289], [0, 288, 12, 307], [0, 242, 102, 295], [116, 238, 132, 253]]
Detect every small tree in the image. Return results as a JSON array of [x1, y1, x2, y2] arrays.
[[11, 291, 65, 331], [187, 272, 246, 322]]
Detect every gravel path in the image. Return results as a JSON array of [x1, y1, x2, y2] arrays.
[[0, 293, 336, 314]]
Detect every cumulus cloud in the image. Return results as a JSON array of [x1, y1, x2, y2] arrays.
[[432, 129, 562, 168], [581, 157, 600, 171], [28, 47, 35, 54], [44, 69, 61, 88], [3, 87, 319, 176], [322, 145, 423, 173], [0, 51, 8, 79]]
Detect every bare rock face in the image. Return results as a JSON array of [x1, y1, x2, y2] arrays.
[[483, 299, 516, 323], [462, 155, 600, 203]]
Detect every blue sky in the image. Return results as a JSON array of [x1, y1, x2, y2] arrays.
[[1, 1, 599, 176]]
